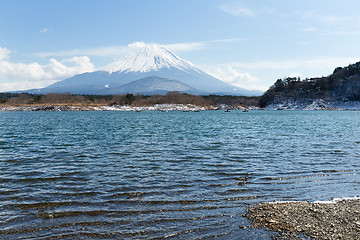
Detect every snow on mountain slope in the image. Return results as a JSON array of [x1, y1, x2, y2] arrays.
[[102, 42, 197, 73], [27, 42, 263, 96], [97, 76, 201, 95]]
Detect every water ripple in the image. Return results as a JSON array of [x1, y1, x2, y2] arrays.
[[0, 111, 359, 239]]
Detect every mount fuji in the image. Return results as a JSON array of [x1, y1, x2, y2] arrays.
[[28, 42, 262, 96]]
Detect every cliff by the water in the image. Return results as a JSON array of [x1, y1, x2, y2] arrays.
[[260, 61, 360, 110]]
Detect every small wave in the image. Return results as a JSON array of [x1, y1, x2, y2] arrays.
[[8, 201, 99, 210], [260, 169, 359, 181], [268, 196, 360, 205], [313, 196, 360, 204], [0, 176, 88, 184]]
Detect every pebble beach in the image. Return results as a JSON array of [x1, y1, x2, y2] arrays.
[[246, 199, 360, 239]]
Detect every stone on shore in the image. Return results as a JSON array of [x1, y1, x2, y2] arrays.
[[246, 199, 360, 239]]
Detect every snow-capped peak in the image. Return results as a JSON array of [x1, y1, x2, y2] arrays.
[[102, 42, 196, 73]]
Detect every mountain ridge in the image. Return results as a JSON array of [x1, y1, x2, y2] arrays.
[[26, 42, 262, 96], [102, 42, 197, 73]]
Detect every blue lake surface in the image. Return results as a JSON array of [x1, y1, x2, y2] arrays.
[[0, 110, 359, 239]]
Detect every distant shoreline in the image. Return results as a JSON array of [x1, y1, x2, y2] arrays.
[[0, 104, 248, 112], [1, 104, 359, 111], [0, 92, 259, 111]]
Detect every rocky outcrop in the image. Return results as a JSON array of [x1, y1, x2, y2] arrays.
[[260, 61, 360, 109]]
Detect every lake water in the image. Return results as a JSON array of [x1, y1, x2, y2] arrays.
[[0, 110, 359, 239]]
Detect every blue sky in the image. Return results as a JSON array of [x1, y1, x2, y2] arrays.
[[1, 0, 360, 92]]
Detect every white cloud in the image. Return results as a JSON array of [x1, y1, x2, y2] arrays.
[[165, 42, 207, 52], [39, 27, 49, 33], [0, 47, 94, 91], [318, 15, 360, 25], [324, 30, 360, 36], [38, 46, 129, 58], [298, 11, 360, 25], [165, 39, 241, 52], [38, 39, 243, 58], [304, 27, 317, 32], [0, 46, 11, 60], [207, 66, 267, 91], [230, 57, 360, 71], [219, 4, 255, 17]]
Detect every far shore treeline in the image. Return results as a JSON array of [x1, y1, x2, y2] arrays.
[[0, 92, 259, 108]]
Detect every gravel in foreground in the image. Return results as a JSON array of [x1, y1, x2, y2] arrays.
[[246, 199, 360, 239]]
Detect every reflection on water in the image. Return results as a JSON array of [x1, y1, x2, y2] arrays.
[[0, 110, 359, 239]]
